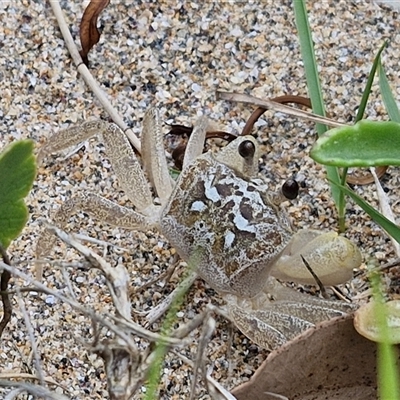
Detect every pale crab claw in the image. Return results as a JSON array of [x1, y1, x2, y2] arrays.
[[271, 230, 362, 286]]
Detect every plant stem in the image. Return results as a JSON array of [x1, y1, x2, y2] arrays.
[[293, 0, 343, 229], [144, 248, 202, 400]]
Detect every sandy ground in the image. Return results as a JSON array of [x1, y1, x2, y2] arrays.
[[1, 1, 400, 399]]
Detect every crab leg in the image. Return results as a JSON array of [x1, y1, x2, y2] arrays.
[[36, 192, 160, 279], [38, 121, 154, 213], [228, 286, 355, 350], [37, 120, 106, 164], [36, 119, 160, 279], [182, 117, 209, 169], [102, 123, 154, 213], [141, 108, 173, 205]]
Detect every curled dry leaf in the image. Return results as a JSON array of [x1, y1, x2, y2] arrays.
[[354, 300, 400, 343], [79, 0, 110, 66], [231, 315, 393, 400], [346, 166, 388, 185]]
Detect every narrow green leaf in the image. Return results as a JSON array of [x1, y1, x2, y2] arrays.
[[293, 0, 342, 218], [379, 60, 400, 122], [330, 181, 400, 244], [0, 140, 36, 248], [292, 0, 326, 130], [355, 41, 388, 122], [144, 249, 202, 399], [311, 120, 400, 167]]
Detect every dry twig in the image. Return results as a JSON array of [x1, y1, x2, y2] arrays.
[[48, 0, 141, 152]]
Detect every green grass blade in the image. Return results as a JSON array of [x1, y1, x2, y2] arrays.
[[292, 0, 342, 225], [355, 41, 387, 122], [292, 0, 326, 128], [330, 181, 400, 244], [378, 340, 400, 399], [379, 60, 400, 122], [144, 248, 202, 400]]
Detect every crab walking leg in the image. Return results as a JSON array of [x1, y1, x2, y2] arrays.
[[38, 121, 154, 213], [182, 117, 209, 169], [36, 192, 159, 280], [141, 108, 173, 205], [262, 276, 356, 313], [229, 296, 352, 350], [229, 305, 314, 350], [37, 120, 107, 164], [99, 123, 154, 213], [224, 275, 356, 350]]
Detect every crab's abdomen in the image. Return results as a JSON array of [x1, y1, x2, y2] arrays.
[[161, 155, 292, 298]]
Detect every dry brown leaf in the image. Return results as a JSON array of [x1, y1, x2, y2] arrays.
[[79, 0, 110, 66], [231, 315, 398, 400]]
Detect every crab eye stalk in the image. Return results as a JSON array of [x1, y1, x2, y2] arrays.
[[282, 179, 299, 200], [238, 140, 256, 159]]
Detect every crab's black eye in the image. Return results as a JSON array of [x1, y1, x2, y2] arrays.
[[238, 140, 256, 159], [282, 179, 299, 200]]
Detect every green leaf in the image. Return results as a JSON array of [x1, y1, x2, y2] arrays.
[[330, 181, 400, 244], [293, 0, 343, 227], [292, 0, 326, 132], [310, 120, 400, 167], [0, 140, 36, 248], [379, 60, 400, 122], [355, 41, 387, 122], [144, 249, 202, 399]]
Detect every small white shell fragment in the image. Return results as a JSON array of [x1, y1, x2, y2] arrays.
[[45, 295, 56, 305], [354, 300, 400, 343], [191, 83, 202, 93]]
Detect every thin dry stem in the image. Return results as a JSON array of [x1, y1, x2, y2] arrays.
[[15, 287, 45, 387], [48, 0, 141, 152], [370, 167, 400, 257], [190, 314, 216, 400], [0, 260, 179, 346], [0, 380, 69, 400], [45, 224, 132, 319], [216, 91, 346, 128], [0, 373, 65, 389], [0, 245, 12, 338], [205, 371, 237, 400]]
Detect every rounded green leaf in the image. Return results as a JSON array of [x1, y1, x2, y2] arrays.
[[310, 120, 400, 167], [0, 140, 36, 248]]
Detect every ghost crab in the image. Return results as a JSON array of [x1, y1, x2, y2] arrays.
[[37, 108, 361, 350]]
